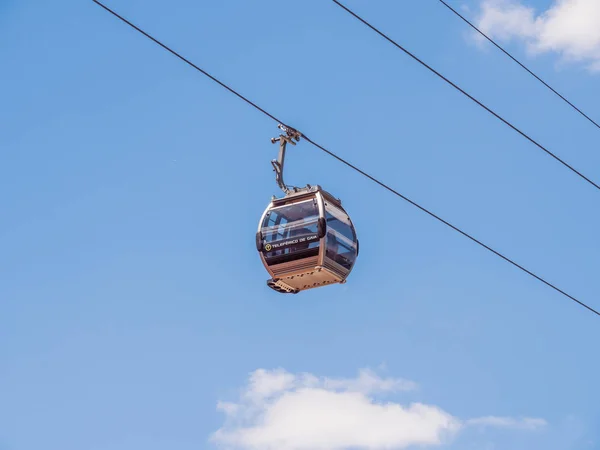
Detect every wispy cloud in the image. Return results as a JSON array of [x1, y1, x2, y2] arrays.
[[210, 367, 546, 450], [467, 416, 548, 430], [474, 0, 600, 72]]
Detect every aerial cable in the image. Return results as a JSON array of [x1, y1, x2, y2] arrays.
[[436, 0, 600, 132], [331, 0, 600, 193], [91, 0, 286, 126], [91, 0, 600, 319]]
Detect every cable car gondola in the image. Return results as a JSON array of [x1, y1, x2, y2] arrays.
[[256, 125, 359, 294]]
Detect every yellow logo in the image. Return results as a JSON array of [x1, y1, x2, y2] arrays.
[[265, 243, 272, 251]]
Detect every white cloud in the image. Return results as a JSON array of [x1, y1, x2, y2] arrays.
[[321, 368, 418, 394], [467, 416, 548, 430], [210, 368, 546, 450], [475, 0, 600, 72], [246, 368, 296, 400]]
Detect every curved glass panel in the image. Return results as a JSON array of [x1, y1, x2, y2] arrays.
[[325, 203, 357, 271], [261, 199, 321, 263]]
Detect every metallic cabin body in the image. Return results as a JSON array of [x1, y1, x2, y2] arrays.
[[257, 185, 358, 294]]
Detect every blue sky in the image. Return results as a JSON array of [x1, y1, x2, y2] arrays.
[[2, 0, 600, 449]]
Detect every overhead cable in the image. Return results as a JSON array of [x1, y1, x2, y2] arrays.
[[331, 0, 600, 193], [91, 0, 600, 319], [436, 0, 600, 131]]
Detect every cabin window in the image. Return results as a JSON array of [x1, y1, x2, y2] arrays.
[[325, 204, 357, 270], [261, 199, 321, 261]]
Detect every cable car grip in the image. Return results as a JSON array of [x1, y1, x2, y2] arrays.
[[270, 124, 302, 194]]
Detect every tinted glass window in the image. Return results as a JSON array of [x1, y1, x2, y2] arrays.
[[325, 204, 357, 270], [261, 199, 320, 260]]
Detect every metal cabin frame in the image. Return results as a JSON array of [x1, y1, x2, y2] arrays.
[[256, 185, 358, 294], [256, 124, 358, 294]]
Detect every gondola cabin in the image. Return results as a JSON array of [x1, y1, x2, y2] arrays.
[[256, 185, 359, 294]]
